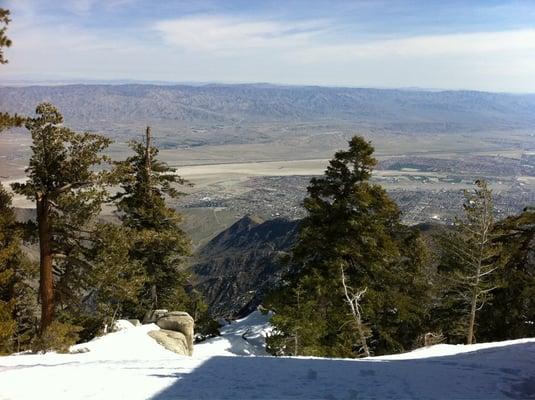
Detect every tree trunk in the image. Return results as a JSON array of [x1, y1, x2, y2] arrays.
[[294, 288, 300, 356], [151, 283, 158, 310], [145, 126, 152, 180], [355, 309, 370, 357], [36, 196, 54, 334], [467, 262, 481, 345], [467, 205, 487, 345], [467, 292, 477, 345]]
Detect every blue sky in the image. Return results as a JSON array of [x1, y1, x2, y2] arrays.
[[3, 0, 535, 92]]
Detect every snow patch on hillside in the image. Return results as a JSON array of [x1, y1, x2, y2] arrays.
[[195, 310, 273, 357]]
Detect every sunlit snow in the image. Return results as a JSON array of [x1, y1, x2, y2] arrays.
[[0, 311, 534, 399]]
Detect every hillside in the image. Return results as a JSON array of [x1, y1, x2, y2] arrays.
[[192, 215, 300, 318], [192, 217, 452, 319], [1, 311, 534, 399]]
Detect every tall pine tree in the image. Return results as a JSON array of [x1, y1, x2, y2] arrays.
[[267, 136, 428, 357], [112, 127, 191, 317], [12, 103, 111, 334]]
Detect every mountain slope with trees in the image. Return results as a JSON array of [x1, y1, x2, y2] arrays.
[[192, 215, 299, 318]]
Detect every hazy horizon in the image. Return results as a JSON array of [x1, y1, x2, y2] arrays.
[[2, 77, 535, 96], [3, 0, 535, 93]]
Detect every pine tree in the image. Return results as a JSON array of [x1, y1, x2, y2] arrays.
[[183, 288, 220, 338], [57, 223, 147, 341], [12, 103, 111, 334], [435, 180, 502, 344], [267, 281, 327, 356], [267, 136, 429, 357], [0, 8, 24, 132], [477, 208, 535, 341], [112, 127, 191, 317], [0, 185, 37, 354], [0, 8, 36, 340], [0, 113, 25, 133], [0, 185, 20, 353], [0, 8, 12, 65], [88, 224, 146, 322]]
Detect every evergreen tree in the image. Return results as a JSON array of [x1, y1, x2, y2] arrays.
[[0, 185, 21, 353], [12, 103, 111, 334], [267, 281, 326, 356], [0, 185, 37, 354], [182, 288, 220, 339], [0, 8, 24, 132], [0, 9, 36, 353], [0, 112, 25, 133], [0, 8, 12, 65], [112, 127, 191, 317], [58, 223, 146, 341], [434, 180, 502, 344], [477, 208, 535, 341], [267, 136, 429, 357], [87, 224, 146, 324]]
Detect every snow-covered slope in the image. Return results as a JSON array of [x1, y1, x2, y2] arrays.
[[1, 311, 534, 400], [194, 310, 272, 358]]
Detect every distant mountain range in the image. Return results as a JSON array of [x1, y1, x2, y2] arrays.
[[2, 84, 535, 146]]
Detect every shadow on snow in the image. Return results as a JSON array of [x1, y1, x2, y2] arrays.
[[150, 342, 535, 400]]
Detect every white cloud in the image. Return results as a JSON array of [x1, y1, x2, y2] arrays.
[[2, 3, 535, 92], [153, 16, 326, 53], [296, 29, 535, 61], [2, 0, 145, 78], [7, 0, 139, 18], [152, 14, 535, 62], [66, 0, 96, 15]]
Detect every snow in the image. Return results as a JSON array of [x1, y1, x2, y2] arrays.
[[1, 311, 534, 399], [375, 337, 535, 360], [194, 310, 273, 358], [111, 319, 135, 331]]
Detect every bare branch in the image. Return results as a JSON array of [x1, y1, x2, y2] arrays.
[[340, 265, 370, 357]]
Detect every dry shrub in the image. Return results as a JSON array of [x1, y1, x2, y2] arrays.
[[31, 321, 82, 353]]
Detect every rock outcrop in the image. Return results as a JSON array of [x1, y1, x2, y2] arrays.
[[156, 311, 194, 355], [148, 330, 190, 356], [148, 311, 195, 356]]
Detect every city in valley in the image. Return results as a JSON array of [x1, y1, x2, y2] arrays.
[[2, 137, 534, 249]]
